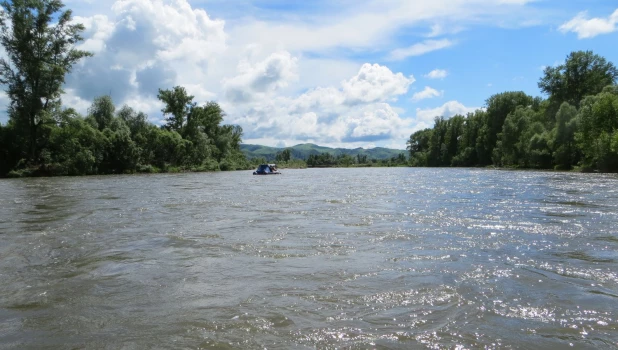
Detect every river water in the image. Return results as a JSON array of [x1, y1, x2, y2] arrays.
[[0, 168, 617, 349]]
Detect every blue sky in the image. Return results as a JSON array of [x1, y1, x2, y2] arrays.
[[1, 0, 617, 149]]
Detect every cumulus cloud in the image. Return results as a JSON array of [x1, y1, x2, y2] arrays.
[[559, 9, 618, 39], [340, 103, 407, 142], [424, 69, 448, 79], [389, 39, 453, 60], [412, 86, 443, 102], [228, 63, 415, 147], [223, 51, 298, 103], [415, 100, 479, 124], [341, 63, 415, 105], [65, 0, 227, 117]]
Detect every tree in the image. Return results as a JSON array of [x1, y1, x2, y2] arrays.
[[356, 154, 368, 164], [479, 91, 534, 165], [407, 128, 432, 166], [494, 106, 537, 167], [157, 86, 194, 132], [576, 86, 618, 171], [452, 111, 484, 166], [551, 102, 579, 169], [0, 0, 92, 163], [117, 105, 148, 137], [539, 51, 618, 109], [87, 95, 115, 131], [48, 113, 105, 175], [276, 148, 291, 162]]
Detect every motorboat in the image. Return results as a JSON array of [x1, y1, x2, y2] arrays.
[[253, 164, 281, 175]]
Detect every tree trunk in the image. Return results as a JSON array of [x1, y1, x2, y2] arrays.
[[29, 115, 37, 164]]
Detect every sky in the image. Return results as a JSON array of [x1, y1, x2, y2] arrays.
[[1, 0, 617, 149]]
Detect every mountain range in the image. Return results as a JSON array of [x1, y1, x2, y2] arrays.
[[240, 143, 407, 161]]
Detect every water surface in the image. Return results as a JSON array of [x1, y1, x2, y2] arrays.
[[1, 168, 617, 349]]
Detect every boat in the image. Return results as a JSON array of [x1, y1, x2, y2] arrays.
[[253, 164, 281, 175]]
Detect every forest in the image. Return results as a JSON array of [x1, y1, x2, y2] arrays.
[[0, 0, 248, 177], [407, 51, 618, 172]]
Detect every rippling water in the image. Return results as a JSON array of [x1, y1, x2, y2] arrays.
[[1, 168, 618, 349]]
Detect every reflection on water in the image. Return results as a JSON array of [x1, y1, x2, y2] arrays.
[[1, 168, 617, 349]]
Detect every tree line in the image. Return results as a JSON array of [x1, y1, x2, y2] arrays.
[[0, 0, 248, 177], [306, 152, 407, 167], [407, 51, 618, 172], [248, 150, 408, 168]]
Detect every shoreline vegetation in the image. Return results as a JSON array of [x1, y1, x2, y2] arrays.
[[406, 51, 618, 173], [0, 2, 617, 179]]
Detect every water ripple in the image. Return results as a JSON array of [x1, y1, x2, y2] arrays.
[[1, 169, 617, 348]]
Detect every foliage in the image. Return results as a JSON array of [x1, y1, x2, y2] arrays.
[[157, 86, 194, 132], [552, 103, 579, 169], [0, 92, 248, 177], [87, 95, 115, 131], [576, 86, 618, 171], [276, 148, 292, 162], [407, 50, 618, 173], [0, 0, 92, 164], [539, 51, 618, 109], [307, 151, 407, 168]]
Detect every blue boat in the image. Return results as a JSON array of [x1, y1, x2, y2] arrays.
[[253, 164, 281, 175]]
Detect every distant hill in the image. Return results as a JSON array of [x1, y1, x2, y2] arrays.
[[241, 143, 406, 161]]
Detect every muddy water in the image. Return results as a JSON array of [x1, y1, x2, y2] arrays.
[[0, 168, 617, 349]]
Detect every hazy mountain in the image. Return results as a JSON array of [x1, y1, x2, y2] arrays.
[[241, 143, 406, 161]]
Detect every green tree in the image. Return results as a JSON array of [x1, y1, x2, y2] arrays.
[[407, 128, 432, 166], [576, 86, 618, 171], [190, 101, 224, 139], [337, 153, 354, 167], [117, 105, 148, 137], [443, 115, 465, 165], [101, 119, 138, 174], [0, 122, 12, 175], [157, 86, 194, 132], [523, 123, 551, 169], [539, 51, 618, 109], [478, 91, 534, 165], [551, 102, 579, 169], [48, 110, 105, 175], [356, 154, 368, 164], [494, 106, 537, 167], [276, 148, 292, 162], [0, 0, 92, 163], [87, 95, 115, 131], [452, 111, 484, 166]]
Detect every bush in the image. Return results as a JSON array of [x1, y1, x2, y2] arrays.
[[136, 164, 159, 173]]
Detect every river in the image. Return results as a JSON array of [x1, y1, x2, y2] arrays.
[[0, 168, 617, 349]]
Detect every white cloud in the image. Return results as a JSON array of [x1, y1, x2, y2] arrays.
[[230, 63, 415, 147], [412, 86, 443, 102], [559, 9, 618, 39], [341, 63, 415, 105], [415, 100, 479, 124], [65, 0, 227, 112], [424, 69, 448, 79], [425, 23, 465, 38], [341, 103, 407, 141], [227, 0, 539, 58], [72, 15, 115, 53], [223, 51, 298, 103], [389, 39, 454, 60]]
